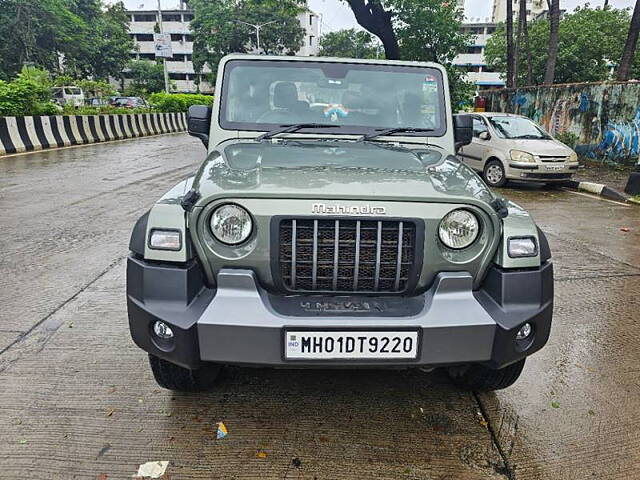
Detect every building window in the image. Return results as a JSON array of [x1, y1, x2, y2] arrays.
[[486, 26, 496, 34], [183, 14, 194, 22], [309, 14, 313, 25], [133, 14, 156, 22], [169, 73, 188, 80], [171, 34, 183, 41], [136, 34, 154, 42], [162, 14, 182, 22], [186, 54, 193, 61], [467, 46, 483, 54], [139, 53, 155, 60], [309, 35, 314, 46], [185, 35, 194, 42]]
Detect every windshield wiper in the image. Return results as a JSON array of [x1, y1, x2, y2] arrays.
[[359, 127, 435, 141], [256, 123, 339, 141], [512, 134, 546, 139]]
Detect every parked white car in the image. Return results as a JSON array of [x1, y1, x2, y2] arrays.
[[51, 86, 85, 108], [457, 112, 579, 187]]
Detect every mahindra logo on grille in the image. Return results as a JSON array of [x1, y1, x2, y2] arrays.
[[311, 203, 386, 215]]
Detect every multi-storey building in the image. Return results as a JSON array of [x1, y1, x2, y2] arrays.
[[491, 0, 546, 22], [453, 22, 505, 90], [123, 3, 320, 93]]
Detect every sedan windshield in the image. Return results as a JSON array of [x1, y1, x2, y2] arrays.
[[221, 59, 446, 137], [489, 116, 550, 139]]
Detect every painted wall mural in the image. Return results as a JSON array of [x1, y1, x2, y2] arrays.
[[481, 81, 640, 164]]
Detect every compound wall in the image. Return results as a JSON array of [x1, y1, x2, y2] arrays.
[[481, 82, 640, 164]]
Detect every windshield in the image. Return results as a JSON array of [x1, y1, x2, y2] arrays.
[[64, 88, 82, 95], [220, 60, 446, 137], [489, 116, 550, 139]]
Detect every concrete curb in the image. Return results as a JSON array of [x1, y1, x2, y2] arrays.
[[0, 112, 187, 157], [563, 180, 629, 202]]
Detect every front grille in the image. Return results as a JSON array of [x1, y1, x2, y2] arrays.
[[278, 219, 418, 293], [539, 155, 569, 162]]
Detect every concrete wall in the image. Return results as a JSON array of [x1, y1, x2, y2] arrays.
[[481, 81, 640, 164], [0, 112, 186, 156]]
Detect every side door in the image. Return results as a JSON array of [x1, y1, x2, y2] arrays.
[[460, 116, 491, 172]]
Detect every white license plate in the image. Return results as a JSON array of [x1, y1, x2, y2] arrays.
[[284, 331, 419, 360], [545, 164, 565, 171]]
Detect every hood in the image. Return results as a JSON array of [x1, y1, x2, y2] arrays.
[[508, 138, 573, 156], [193, 139, 495, 207]]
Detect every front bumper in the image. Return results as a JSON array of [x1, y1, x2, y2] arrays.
[[506, 162, 579, 182], [127, 256, 553, 370]]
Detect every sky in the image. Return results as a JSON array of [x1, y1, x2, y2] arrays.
[[113, 0, 637, 33]]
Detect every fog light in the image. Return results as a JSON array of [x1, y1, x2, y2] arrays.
[[508, 236, 538, 258], [516, 323, 532, 340], [149, 229, 182, 251], [153, 321, 174, 339]]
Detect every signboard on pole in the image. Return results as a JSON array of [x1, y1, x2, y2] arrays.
[[153, 33, 173, 58]]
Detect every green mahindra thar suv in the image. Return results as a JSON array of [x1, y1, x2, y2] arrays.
[[127, 55, 553, 392]]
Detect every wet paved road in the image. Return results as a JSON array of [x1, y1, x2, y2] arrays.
[[1, 135, 639, 479]]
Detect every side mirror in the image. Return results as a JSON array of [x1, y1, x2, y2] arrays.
[[454, 114, 473, 152], [479, 131, 491, 141], [187, 104, 212, 148]]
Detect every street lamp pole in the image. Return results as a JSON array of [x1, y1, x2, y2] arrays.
[[157, 0, 170, 93], [234, 20, 277, 53]]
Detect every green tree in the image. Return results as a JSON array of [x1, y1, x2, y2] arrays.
[[486, 6, 640, 85], [344, 0, 399, 59], [617, 0, 640, 80], [125, 60, 166, 96], [388, 0, 473, 108], [0, 0, 85, 79], [0, 0, 132, 81], [319, 29, 380, 58], [189, 0, 306, 80]]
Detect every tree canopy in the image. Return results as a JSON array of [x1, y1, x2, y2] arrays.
[[190, 0, 306, 80], [485, 5, 640, 86], [124, 60, 167, 96], [340, 0, 473, 107], [0, 0, 133, 81], [319, 29, 380, 58]]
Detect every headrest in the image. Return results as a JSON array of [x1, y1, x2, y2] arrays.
[[273, 82, 299, 109]]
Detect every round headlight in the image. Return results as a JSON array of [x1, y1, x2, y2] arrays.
[[438, 209, 480, 249], [210, 204, 253, 245]]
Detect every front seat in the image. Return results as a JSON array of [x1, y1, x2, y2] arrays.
[[258, 82, 311, 123]]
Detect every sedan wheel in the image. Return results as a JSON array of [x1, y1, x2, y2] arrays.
[[484, 160, 507, 187]]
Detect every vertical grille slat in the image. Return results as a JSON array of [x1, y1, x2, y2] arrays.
[[353, 220, 361, 291], [332, 220, 340, 291], [394, 222, 404, 291], [279, 218, 416, 293], [291, 219, 297, 290], [374, 221, 382, 291], [312, 220, 318, 290]]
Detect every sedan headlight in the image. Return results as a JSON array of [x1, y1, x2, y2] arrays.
[[569, 151, 578, 162], [510, 150, 535, 163], [210, 204, 253, 245], [438, 209, 480, 249]]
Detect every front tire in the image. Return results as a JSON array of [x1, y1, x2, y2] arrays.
[[483, 159, 507, 187], [447, 359, 525, 391], [148, 354, 221, 392]]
